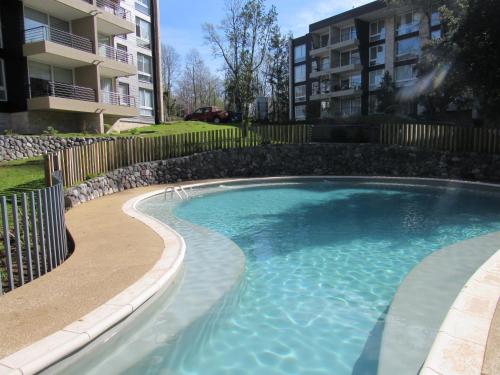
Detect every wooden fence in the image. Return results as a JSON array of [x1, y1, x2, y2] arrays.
[[380, 123, 500, 153], [1, 172, 69, 294], [46, 125, 312, 187]]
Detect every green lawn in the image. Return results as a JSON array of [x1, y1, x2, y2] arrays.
[[57, 121, 241, 138], [0, 157, 45, 197]]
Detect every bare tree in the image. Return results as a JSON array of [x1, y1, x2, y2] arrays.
[[204, 0, 277, 132], [175, 49, 225, 115], [161, 44, 180, 121]]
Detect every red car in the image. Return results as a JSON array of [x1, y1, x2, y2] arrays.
[[184, 106, 229, 124]]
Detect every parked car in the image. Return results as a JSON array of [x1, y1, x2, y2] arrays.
[[184, 106, 229, 124]]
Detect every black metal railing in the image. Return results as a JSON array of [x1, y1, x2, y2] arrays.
[[28, 78, 97, 102], [96, 0, 132, 22], [0, 172, 69, 294], [101, 90, 137, 107], [24, 26, 94, 54], [98, 43, 134, 65]]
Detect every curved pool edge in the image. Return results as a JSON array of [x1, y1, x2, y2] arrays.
[[0, 176, 499, 375], [420, 249, 500, 375], [0, 189, 186, 375]]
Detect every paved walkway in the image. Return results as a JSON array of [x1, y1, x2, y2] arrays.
[[0, 186, 164, 358]]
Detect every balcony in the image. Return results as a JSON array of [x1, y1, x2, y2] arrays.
[[27, 78, 103, 113], [331, 63, 362, 75], [310, 44, 331, 57], [23, 26, 98, 68], [21, 0, 95, 21], [329, 84, 362, 98], [331, 31, 359, 51], [25, 26, 94, 53], [96, 0, 135, 35], [98, 43, 137, 77], [101, 90, 139, 117]]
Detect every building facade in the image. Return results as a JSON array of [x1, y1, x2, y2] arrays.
[[289, 1, 442, 122], [0, 0, 163, 134]]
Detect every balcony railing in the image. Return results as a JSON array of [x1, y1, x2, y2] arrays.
[[96, 0, 132, 22], [28, 78, 96, 102], [101, 90, 137, 107], [24, 26, 94, 54], [98, 43, 134, 65]]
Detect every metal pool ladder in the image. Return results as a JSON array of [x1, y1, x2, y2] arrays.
[[164, 186, 191, 200]]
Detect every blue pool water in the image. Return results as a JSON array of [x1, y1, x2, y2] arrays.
[[150, 181, 500, 375], [55, 180, 500, 375]]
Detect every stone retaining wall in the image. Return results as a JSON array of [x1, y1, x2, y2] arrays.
[[65, 144, 500, 206], [0, 136, 113, 161]]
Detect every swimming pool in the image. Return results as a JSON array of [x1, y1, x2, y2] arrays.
[[54, 178, 500, 375]]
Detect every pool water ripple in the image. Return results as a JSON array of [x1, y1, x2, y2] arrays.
[[55, 180, 500, 375]]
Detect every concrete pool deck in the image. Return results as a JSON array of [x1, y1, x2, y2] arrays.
[[0, 185, 185, 374], [0, 177, 499, 375]]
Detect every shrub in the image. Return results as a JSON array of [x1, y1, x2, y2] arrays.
[[42, 126, 59, 136]]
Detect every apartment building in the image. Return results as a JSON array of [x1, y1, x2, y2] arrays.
[[289, 1, 442, 121], [0, 0, 163, 134]]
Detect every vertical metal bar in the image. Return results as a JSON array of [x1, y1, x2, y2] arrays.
[[1, 196, 14, 291], [44, 189, 55, 270], [50, 187, 61, 266], [11, 195, 24, 286], [37, 190, 47, 275], [30, 191, 41, 278], [21, 193, 34, 282]]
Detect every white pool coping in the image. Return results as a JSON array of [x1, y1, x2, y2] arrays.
[[420, 250, 500, 375], [0, 176, 498, 375], [0, 190, 186, 375]]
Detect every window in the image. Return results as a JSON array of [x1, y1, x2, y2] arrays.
[[136, 17, 151, 48], [395, 37, 420, 61], [395, 64, 418, 87], [24, 7, 48, 31], [396, 11, 421, 36], [294, 44, 306, 63], [369, 69, 384, 90], [137, 53, 153, 82], [320, 100, 330, 117], [431, 10, 441, 27], [53, 67, 73, 84], [369, 95, 379, 114], [0, 59, 7, 101], [339, 97, 361, 117], [28, 61, 51, 81], [294, 85, 306, 102], [320, 33, 329, 47], [294, 64, 306, 83], [320, 57, 330, 71], [118, 82, 130, 106], [312, 60, 318, 72], [135, 0, 150, 15], [320, 77, 330, 93], [351, 74, 362, 89], [139, 88, 154, 116], [116, 44, 128, 63], [312, 81, 319, 95], [369, 45, 385, 66], [370, 20, 385, 42], [340, 49, 359, 66], [340, 26, 356, 42], [431, 29, 442, 40], [295, 105, 306, 121]]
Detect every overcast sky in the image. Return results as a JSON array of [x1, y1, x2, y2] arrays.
[[159, 0, 373, 75]]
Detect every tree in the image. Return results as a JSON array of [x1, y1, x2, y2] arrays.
[[161, 44, 180, 121], [264, 27, 289, 123], [204, 0, 278, 132], [376, 71, 397, 113], [450, 0, 500, 121], [175, 49, 225, 115]]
